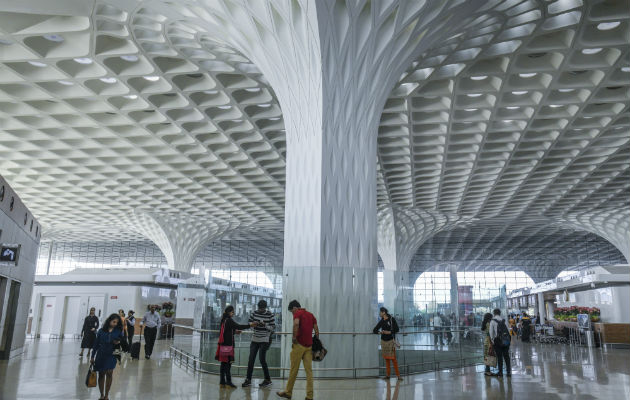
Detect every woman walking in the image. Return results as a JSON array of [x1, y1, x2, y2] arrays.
[[373, 307, 401, 380], [79, 308, 99, 357], [126, 310, 136, 344], [481, 312, 496, 376], [118, 309, 128, 336], [91, 313, 125, 400], [215, 305, 257, 388]]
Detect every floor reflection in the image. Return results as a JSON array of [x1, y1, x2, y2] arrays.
[[0, 338, 628, 399]]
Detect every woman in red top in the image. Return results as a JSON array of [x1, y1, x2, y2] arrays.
[[215, 305, 257, 388]]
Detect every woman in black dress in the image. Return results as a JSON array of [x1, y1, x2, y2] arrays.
[[215, 305, 257, 388], [80, 307, 99, 357]]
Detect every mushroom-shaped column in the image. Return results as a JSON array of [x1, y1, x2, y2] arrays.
[[123, 210, 239, 272], [378, 205, 464, 318], [173, 0, 487, 375], [561, 209, 630, 264]]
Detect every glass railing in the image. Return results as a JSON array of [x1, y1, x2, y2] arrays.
[[169, 324, 484, 379]]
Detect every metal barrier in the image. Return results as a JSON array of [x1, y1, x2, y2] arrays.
[[168, 324, 484, 379]]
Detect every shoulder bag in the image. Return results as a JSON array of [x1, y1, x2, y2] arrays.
[[85, 364, 97, 387], [218, 321, 234, 358]]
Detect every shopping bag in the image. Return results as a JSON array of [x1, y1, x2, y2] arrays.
[[85, 365, 97, 388], [484, 355, 497, 368]]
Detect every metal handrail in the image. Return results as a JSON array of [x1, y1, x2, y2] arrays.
[[172, 323, 477, 335], [168, 323, 484, 379]]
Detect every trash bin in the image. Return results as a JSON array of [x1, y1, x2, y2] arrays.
[[584, 330, 595, 348]]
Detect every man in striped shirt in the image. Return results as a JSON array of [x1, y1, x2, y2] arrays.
[[242, 299, 276, 388]]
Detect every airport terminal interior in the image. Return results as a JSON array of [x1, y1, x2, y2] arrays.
[[0, 0, 629, 399]]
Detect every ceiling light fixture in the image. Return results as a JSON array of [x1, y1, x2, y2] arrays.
[[512, 91, 528, 95], [99, 77, 117, 83], [558, 88, 575, 92], [27, 61, 47, 67], [245, 88, 261, 92], [597, 21, 620, 30], [506, 106, 520, 110], [43, 34, 64, 42], [58, 80, 74, 86], [73, 57, 93, 64], [143, 76, 159, 81], [124, 94, 138, 99], [120, 55, 139, 62], [464, 108, 478, 111], [467, 93, 483, 97], [621, 67, 630, 72], [581, 48, 602, 54], [519, 73, 537, 78], [470, 75, 487, 80], [549, 104, 562, 108]]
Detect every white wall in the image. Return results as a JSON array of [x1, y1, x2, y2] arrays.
[[0, 175, 40, 358], [555, 284, 630, 323], [30, 284, 177, 337]]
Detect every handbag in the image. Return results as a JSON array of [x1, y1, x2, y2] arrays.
[[312, 336, 327, 362], [393, 338, 401, 349], [484, 354, 497, 367], [85, 365, 97, 387], [216, 321, 235, 359]]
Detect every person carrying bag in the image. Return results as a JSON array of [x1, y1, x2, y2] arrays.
[[214, 305, 256, 389], [373, 307, 402, 380]]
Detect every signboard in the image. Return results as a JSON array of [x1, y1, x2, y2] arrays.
[[110, 296, 118, 299], [0, 244, 20, 264], [577, 313, 591, 329]]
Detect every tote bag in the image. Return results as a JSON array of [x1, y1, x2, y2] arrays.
[[85, 365, 97, 388]]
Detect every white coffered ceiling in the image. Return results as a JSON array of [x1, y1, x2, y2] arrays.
[[0, 0, 628, 267]]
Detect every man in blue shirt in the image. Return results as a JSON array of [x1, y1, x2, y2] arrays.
[[141, 305, 161, 359]]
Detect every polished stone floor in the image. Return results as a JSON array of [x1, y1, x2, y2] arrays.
[[1, 338, 629, 399]]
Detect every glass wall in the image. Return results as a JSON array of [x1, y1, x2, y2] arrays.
[[36, 240, 167, 275]]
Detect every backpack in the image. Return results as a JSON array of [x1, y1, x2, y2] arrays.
[[494, 318, 511, 347]]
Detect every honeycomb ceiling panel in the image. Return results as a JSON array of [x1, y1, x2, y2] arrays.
[[0, 0, 627, 270]]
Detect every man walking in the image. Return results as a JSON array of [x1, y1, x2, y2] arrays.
[[431, 312, 443, 345], [141, 305, 161, 359], [489, 308, 511, 377], [277, 300, 318, 400], [243, 300, 276, 388]]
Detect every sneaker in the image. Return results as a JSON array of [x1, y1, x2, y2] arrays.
[[259, 380, 272, 388], [242, 379, 251, 388], [276, 392, 292, 399]]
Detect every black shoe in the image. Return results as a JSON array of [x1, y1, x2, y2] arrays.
[[145, 355, 150, 359], [259, 380, 272, 388], [242, 379, 251, 387]]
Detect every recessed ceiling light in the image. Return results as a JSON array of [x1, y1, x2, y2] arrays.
[[512, 91, 528, 95], [519, 73, 537, 78], [549, 104, 562, 108], [99, 77, 117, 83], [597, 21, 620, 31], [467, 93, 483, 97], [464, 108, 478, 111], [269, 117, 280, 121], [58, 80, 74, 86], [245, 88, 261, 92], [73, 57, 93, 64], [124, 94, 138, 99], [120, 55, 139, 62], [470, 75, 487, 80], [558, 88, 575, 92], [43, 34, 64, 42], [143, 76, 159, 81], [27, 61, 47, 67], [218, 105, 231, 109], [503, 119, 514, 123], [582, 48, 602, 54], [259, 104, 271, 108], [506, 106, 520, 110], [203, 90, 218, 94]]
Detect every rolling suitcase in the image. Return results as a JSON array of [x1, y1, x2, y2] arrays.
[[130, 334, 141, 360]]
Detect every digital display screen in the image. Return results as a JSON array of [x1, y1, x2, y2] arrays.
[[0, 245, 20, 264]]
